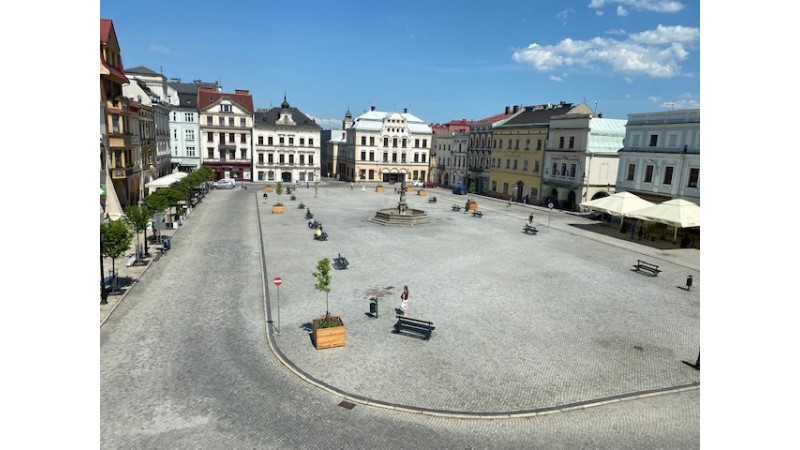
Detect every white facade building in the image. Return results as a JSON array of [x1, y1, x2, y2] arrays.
[[252, 97, 322, 183], [345, 106, 432, 183], [542, 110, 627, 211], [616, 109, 700, 205], [167, 79, 219, 171], [123, 66, 172, 177]]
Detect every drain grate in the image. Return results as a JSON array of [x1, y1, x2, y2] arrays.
[[338, 400, 356, 410]]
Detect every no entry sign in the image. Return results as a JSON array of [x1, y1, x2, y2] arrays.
[[273, 277, 282, 286]]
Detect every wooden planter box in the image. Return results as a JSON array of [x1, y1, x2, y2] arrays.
[[265, 185, 274, 193], [312, 316, 346, 349], [272, 204, 285, 214], [405, 186, 414, 192], [418, 189, 427, 196], [375, 186, 384, 192], [466, 201, 478, 211]]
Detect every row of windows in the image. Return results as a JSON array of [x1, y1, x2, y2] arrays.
[[171, 112, 196, 123], [205, 116, 249, 127], [256, 153, 315, 165], [358, 151, 428, 163], [206, 132, 249, 144], [626, 164, 700, 187], [256, 136, 314, 146], [359, 136, 428, 148], [257, 170, 316, 182], [207, 147, 248, 160]]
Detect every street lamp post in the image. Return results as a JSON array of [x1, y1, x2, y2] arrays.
[[100, 227, 108, 305]]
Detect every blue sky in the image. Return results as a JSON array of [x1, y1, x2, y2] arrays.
[[101, 0, 699, 128]]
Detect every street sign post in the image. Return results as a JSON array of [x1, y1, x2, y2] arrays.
[[548, 202, 554, 227], [273, 277, 282, 332]]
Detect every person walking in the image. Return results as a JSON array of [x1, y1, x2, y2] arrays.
[[638, 222, 644, 240], [263, 191, 268, 200], [350, 182, 354, 190], [629, 221, 637, 239], [528, 213, 534, 225], [399, 285, 409, 316]]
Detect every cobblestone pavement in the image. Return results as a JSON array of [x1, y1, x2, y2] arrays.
[[100, 181, 699, 449]]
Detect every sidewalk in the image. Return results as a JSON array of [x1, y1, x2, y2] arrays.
[[99, 217, 180, 325]]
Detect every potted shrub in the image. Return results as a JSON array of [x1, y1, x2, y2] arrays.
[[465, 195, 478, 211], [375, 183, 384, 192], [311, 258, 345, 349], [265, 184, 274, 193], [272, 181, 285, 214]]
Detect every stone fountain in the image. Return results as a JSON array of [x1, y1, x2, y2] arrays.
[[368, 180, 429, 226]]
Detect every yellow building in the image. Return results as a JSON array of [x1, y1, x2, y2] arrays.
[[489, 102, 580, 203]]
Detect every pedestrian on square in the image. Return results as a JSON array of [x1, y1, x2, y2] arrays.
[[399, 285, 409, 316], [630, 221, 636, 239], [638, 223, 644, 240], [263, 191, 268, 199], [528, 213, 534, 225]]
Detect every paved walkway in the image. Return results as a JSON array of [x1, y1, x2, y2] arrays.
[[101, 181, 699, 418]]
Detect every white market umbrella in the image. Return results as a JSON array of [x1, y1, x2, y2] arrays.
[[580, 191, 655, 230], [628, 198, 700, 242]]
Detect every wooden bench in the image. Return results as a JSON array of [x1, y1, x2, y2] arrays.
[[313, 231, 328, 241], [333, 253, 349, 270], [472, 210, 483, 218], [428, 196, 437, 203], [451, 204, 461, 212], [633, 259, 662, 276], [523, 224, 538, 235], [125, 254, 137, 267], [290, 194, 296, 201], [393, 316, 435, 340]]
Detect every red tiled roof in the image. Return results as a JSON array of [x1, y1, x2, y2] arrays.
[[475, 111, 515, 124], [197, 87, 254, 113], [100, 19, 129, 83]]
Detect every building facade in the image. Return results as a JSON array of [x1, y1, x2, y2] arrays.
[[467, 106, 519, 195], [198, 87, 254, 181], [100, 18, 134, 219], [615, 109, 700, 205], [167, 79, 220, 172], [344, 106, 432, 184], [490, 102, 577, 203], [123, 66, 172, 178], [252, 97, 322, 183], [322, 129, 348, 180], [542, 105, 626, 210]]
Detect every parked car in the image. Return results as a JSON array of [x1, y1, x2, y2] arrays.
[[452, 185, 468, 195], [213, 179, 235, 189], [412, 180, 424, 187], [424, 181, 436, 188]]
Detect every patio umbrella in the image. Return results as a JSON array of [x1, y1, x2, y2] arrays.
[[628, 198, 700, 242], [580, 191, 655, 230]]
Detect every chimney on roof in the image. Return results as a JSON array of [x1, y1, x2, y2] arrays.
[[513, 105, 519, 113], [170, 78, 181, 83], [403, 107, 408, 113], [193, 79, 201, 84], [597, 113, 603, 118], [235, 90, 250, 95], [371, 106, 376, 111], [560, 101, 567, 105], [505, 106, 510, 115]]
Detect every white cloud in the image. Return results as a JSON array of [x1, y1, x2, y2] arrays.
[[605, 28, 627, 35], [511, 24, 698, 78], [656, 92, 699, 110], [648, 96, 662, 102], [588, 0, 685, 13], [617, 6, 629, 16], [550, 74, 567, 82], [556, 9, 575, 23], [307, 116, 343, 130], [149, 44, 170, 54]]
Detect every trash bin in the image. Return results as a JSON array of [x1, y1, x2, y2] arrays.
[[369, 297, 378, 318], [163, 237, 171, 251]]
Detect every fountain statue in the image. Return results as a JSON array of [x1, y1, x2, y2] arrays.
[[369, 178, 429, 226]]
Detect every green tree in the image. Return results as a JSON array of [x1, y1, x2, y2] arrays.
[[275, 181, 284, 205], [312, 258, 333, 320], [101, 219, 134, 291], [144, 192, 170, 241], [124, 204, 151, 258]]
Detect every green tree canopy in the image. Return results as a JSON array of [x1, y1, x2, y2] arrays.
[[312, 258, 332, 318]]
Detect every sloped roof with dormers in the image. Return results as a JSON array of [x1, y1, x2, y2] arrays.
[[253, 106, 322, 131], [350, 109, 431, 134], [100, 19, 128, 84], [197, 87, 253, 113]]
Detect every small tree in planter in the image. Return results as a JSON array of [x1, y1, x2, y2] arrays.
[[272, 181, 285, 214], [311, 257, 345, 349]]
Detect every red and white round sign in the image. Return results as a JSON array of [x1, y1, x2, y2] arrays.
[[273, 277, 282, 286]]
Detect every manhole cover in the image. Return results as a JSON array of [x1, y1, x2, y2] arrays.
[[633, 345, 644, 351], [338, 400, 356, 410]]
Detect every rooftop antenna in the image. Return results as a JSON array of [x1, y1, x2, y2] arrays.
[[665, 102, 675, 111]]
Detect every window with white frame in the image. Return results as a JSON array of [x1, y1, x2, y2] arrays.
[[185, 130, 195, 141], [644, 165, 654, 183]]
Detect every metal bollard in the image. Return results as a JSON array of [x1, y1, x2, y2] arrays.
[[686, 275, 693, 291], [369, 297, 379, 318]]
